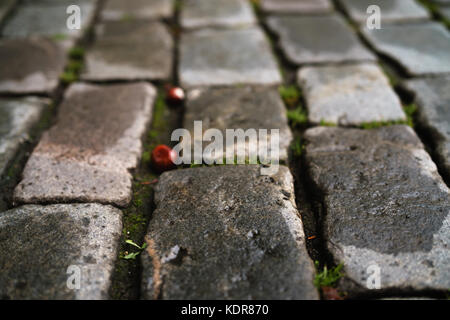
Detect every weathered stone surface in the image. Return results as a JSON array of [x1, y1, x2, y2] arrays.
[[404, 76, 450, 179], [0, 0, 15, 23], [183, 86, 292, 162], [0, 37, 67, 94], [261, 0, 333, 14], [2, 0, 96, 40], [304, 125, 450, 291], [101, 0, 172, 20], [297, 63, 406, 126], [267, 15, 375, 65], [82, 21, 173, 81], [0, 97, 47, 177], [14, 82, 156, 207], [0, 204, 122, 300], [179, 27, 282, 87], [339, 0, 429, 24], [362, 22, 450, 76], [181, 0, 256, 29], [141, 165, 318, 300]]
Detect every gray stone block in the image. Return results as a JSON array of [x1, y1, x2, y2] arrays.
[[304, 125, 450, 291], [297, 63, 405, 126], [267, 15, 376, 65], [0, 203, 122, 299], [14, 82, 156, 207], [179, 27, 282, 87], [362, 22, 450, 76], [82, 21, 173, 81], [141, 166, 318, 299]]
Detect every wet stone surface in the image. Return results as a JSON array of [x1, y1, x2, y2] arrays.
[[267, 15, 375, 65], [362, 22, 450, 76], [179, 27, 282, 87], [0, 204, 122, 300], [82, 20, 173, 81], [101, 0, 173, 21], [141, 165, 318, 300], [297, 63, 406, 126], [181, 0, 256, 29], [1, 0, 96, 40], [13, 82, 156, 207], [404, 76, 450, 179], [0, 97, 47, 177], [183, 86, 292, 162], [304, 125, 450, 291], [339, 0, 429, 24], [260, 0, 333, 14], [0, 37, 67, 94]]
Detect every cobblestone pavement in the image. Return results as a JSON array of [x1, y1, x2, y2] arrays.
[[0, 0, 449, 300]]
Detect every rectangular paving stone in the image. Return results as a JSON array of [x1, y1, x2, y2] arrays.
[[267, 15, 376, 65], [181, 0, 256, 29], [304, 125, 450, 291], [183, 86, 292, 162], [0, 204, 122, 299], [0, 0, 16, 24], [2, 0, 97, 40], [0, 37, 67, 94], [0, 97, 48, 177], [362, 22, 450, 76], [297, 63, 406, 126], [141, 165, 318, 300], [101, 0, 173, 21], [179, 27, 282, 87], [81, 20, 173, 81], [13, 82, 156, 207], [260, 0, 333, 14], [404, 76, 450, 179], [339, 0, 429, 24]]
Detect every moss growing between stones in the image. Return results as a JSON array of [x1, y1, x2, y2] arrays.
[[279, 85, 302, 109], [60, 47, 85, 85], [291, 137, 305, 158], [319, 120, 337, 127], [109, 86, 178, 299], [287, 107, 308, 128], [314, 261, 344, 288]]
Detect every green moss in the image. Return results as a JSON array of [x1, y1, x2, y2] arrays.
[[291, 137, 305, 157], [319, 120, 337, 127], [314, 261, 344, 288], [69, 47, 85, 60], [279, 85, 302, 108], [287, 108, 308, 127], [120, 13, 134, 22], [403, 103, 417, 127], [60, 71, 78, 84]]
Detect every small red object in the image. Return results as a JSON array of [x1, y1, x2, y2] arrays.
[[321, 286, 343, 300], [167, 87, 185, 103], [151, 145, 177, 173]]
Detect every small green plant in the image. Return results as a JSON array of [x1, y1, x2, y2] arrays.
[[69, 47, 85, 60], [403, 103, 417, 127], [60, 71, 77, 84], [287, 108, 308, 127], [122, 239, 148, 260], [314, 261, 344, 288], [279, 85, 301, 108], [291, 138, 305, 157], [319, 119, 336, 127]]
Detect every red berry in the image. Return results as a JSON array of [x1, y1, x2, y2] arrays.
[[151, 145, 177, 173], [167, 87, 185, 103]]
